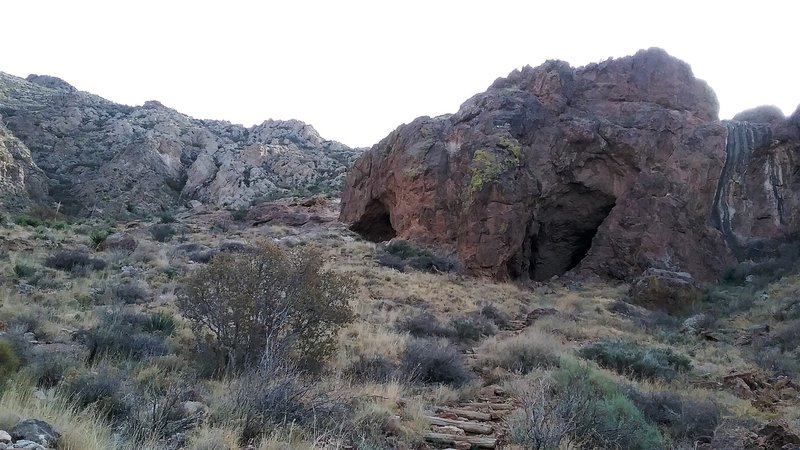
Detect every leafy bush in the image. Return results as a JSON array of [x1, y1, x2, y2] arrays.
[[345, 355, 397, 383], [376, 240, 457, 273], [766, 319, 800, 351], [395, 312, 452, 338], [400, 338, 471, 387], [89, 229, 110, 248], [150, 224, 176, 242], [624, 387, 721, 445], [177, 241, 354, 373], [230, 207, 248, 222], [509, 360, 664, 450], [158, 211, 177, 224], [578, 340, 691, 380], [44, 250, 107, 272], [26, 352, 78, 388], [479, 304, 511, 329]]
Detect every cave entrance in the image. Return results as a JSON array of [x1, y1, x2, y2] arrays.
[[513, 189, 616, 281], [349, 199, 397, 242]]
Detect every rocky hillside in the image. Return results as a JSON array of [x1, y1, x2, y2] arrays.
[[0, 73, 362, 216], [341, 48, 800, 283]]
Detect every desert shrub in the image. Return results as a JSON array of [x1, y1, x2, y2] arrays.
[[143, 312, 177, 336], [112, 281, 150, 304], [400, 338, 470, 387], [177, 241, 355, 373], [216, 357, 346, 442], [150, 223, 176, 242], [188, 249, 218, 263], [89, 229, 110, 248], [12, 262, 36, 279], [578, 340, 691, 380], [480, 303, 512, 329], [44, 250, 107, 272], [345, 355, 397, 383], [0, 339, 21, 385], [230, 207, 248, 222], [158, 211, 177, 224], [76, 310, 169, 362], [624, 387, 721, 445], [449, 313, 497, 344], [127, 369, 196, 440], [766, 319, 800, 351], [750, 342, 800, 376], [478, 329, 563, 374], [510, 359, 663, 450], [64, 368, 131, 420], [7, 306, 49, 337], [25, 350, 78, 388], [395, 312, 452, 339], [376, 240, 457, 273]]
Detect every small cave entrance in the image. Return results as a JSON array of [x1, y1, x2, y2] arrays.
[[349, 199, 397, 242], [509, 190, 616, 281]]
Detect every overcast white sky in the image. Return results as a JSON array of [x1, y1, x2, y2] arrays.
[[3, 0, 798, 147]]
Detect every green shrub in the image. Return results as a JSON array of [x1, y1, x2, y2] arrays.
[[143, 312, 177, 336], [479, 329, 563, 374], [158, 211, 177, 224], [12, 263, 36, 279], [150, 223, 176, 242], [395, 312, 453, 338], [177, 242, 354, 373], [449, 313, 497, 344], [376, 240, 457, 273], [89, 229, 110, 248], [25, 352, 78, 388], [64, 368, 131, 420], [578, 340, 691, 380], [345, 355, 397, 383], [230, 207, 248, 221], [509, 359, 664, 450], [624, 386, 721, 445]]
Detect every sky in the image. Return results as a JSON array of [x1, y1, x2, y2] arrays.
[[3, 0, 798, 148]]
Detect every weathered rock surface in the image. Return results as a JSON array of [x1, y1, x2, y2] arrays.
[[0, 118, 48, 211], [9, 420, 59, 447], [629, 268, 704, 313], [0, 72, 362, 216], [341, 48, 733, 281]]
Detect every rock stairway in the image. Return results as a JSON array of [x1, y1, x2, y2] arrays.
[[423, 385, 518, 449]]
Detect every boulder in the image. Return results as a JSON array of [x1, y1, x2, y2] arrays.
[[10, 420, 60, 447], [0, 430, 10, 444], [341, 48, 732, 282], [629, 268, 704, 312]]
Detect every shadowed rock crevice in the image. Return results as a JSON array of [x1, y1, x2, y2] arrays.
[[349, 199, 396, 242], [509, 189, 616, 281]]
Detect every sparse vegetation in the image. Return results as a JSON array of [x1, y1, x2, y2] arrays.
[[578, 339, 692, 380]]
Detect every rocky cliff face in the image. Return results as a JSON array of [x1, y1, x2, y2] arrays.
[[0, 118, 48, 210], [341, 48, 800, 282], [714, 106, 800, 259], [0, 73, 361, 216]]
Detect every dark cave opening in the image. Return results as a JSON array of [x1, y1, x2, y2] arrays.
[[349, 199, 397, 242], [508, 190, 616, 281]]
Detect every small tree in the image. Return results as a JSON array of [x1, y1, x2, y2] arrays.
[[177, 242, 354, 373]]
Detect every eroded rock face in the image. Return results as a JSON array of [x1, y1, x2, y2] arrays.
[[341, 48, 732, 281], [0, 118, 47, 211], [0, 72, 362, 216]]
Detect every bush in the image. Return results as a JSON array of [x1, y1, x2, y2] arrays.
[[479, 304, 511, 329], [578, 340, 691, 380], [230, 207, 248, 222], [449, 313, 497, 344], [44, 250, 107, 272], [376, 240, 457, 273], [345, 355, 397, 383], [112, 281, 150, 304], [177, 241, 354, 373], [400, 338, 471, 387], [64, 369, 130, 420], [150, 224, 176, 242], [624, 387, 721, 445], [509, 360, 664, 450], [478, 329, 563, 374], [26, 352, 78, 388], [158, 211, 177, 224], [395, 312, 452, 339], [76, 310, 169, 362], [89, 229, 110, 248], [767, 319, 800, 351], [0, 339, 21, 385], [12, 263, 36, 279], [143, 312, 177, 336]]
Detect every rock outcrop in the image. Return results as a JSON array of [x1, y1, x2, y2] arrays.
[[0, 73, 362, 216], [0, 118, 48, 211], [341, 48, 735, 282]]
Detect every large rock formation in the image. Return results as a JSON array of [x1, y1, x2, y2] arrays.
[[0, 117, 48, 211], [0, 73, 362, 216], [341, 48, 798, 282]]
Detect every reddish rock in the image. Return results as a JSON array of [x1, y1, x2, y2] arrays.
[[628, 268, 704, 313], [341, 48, 731, 282]]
